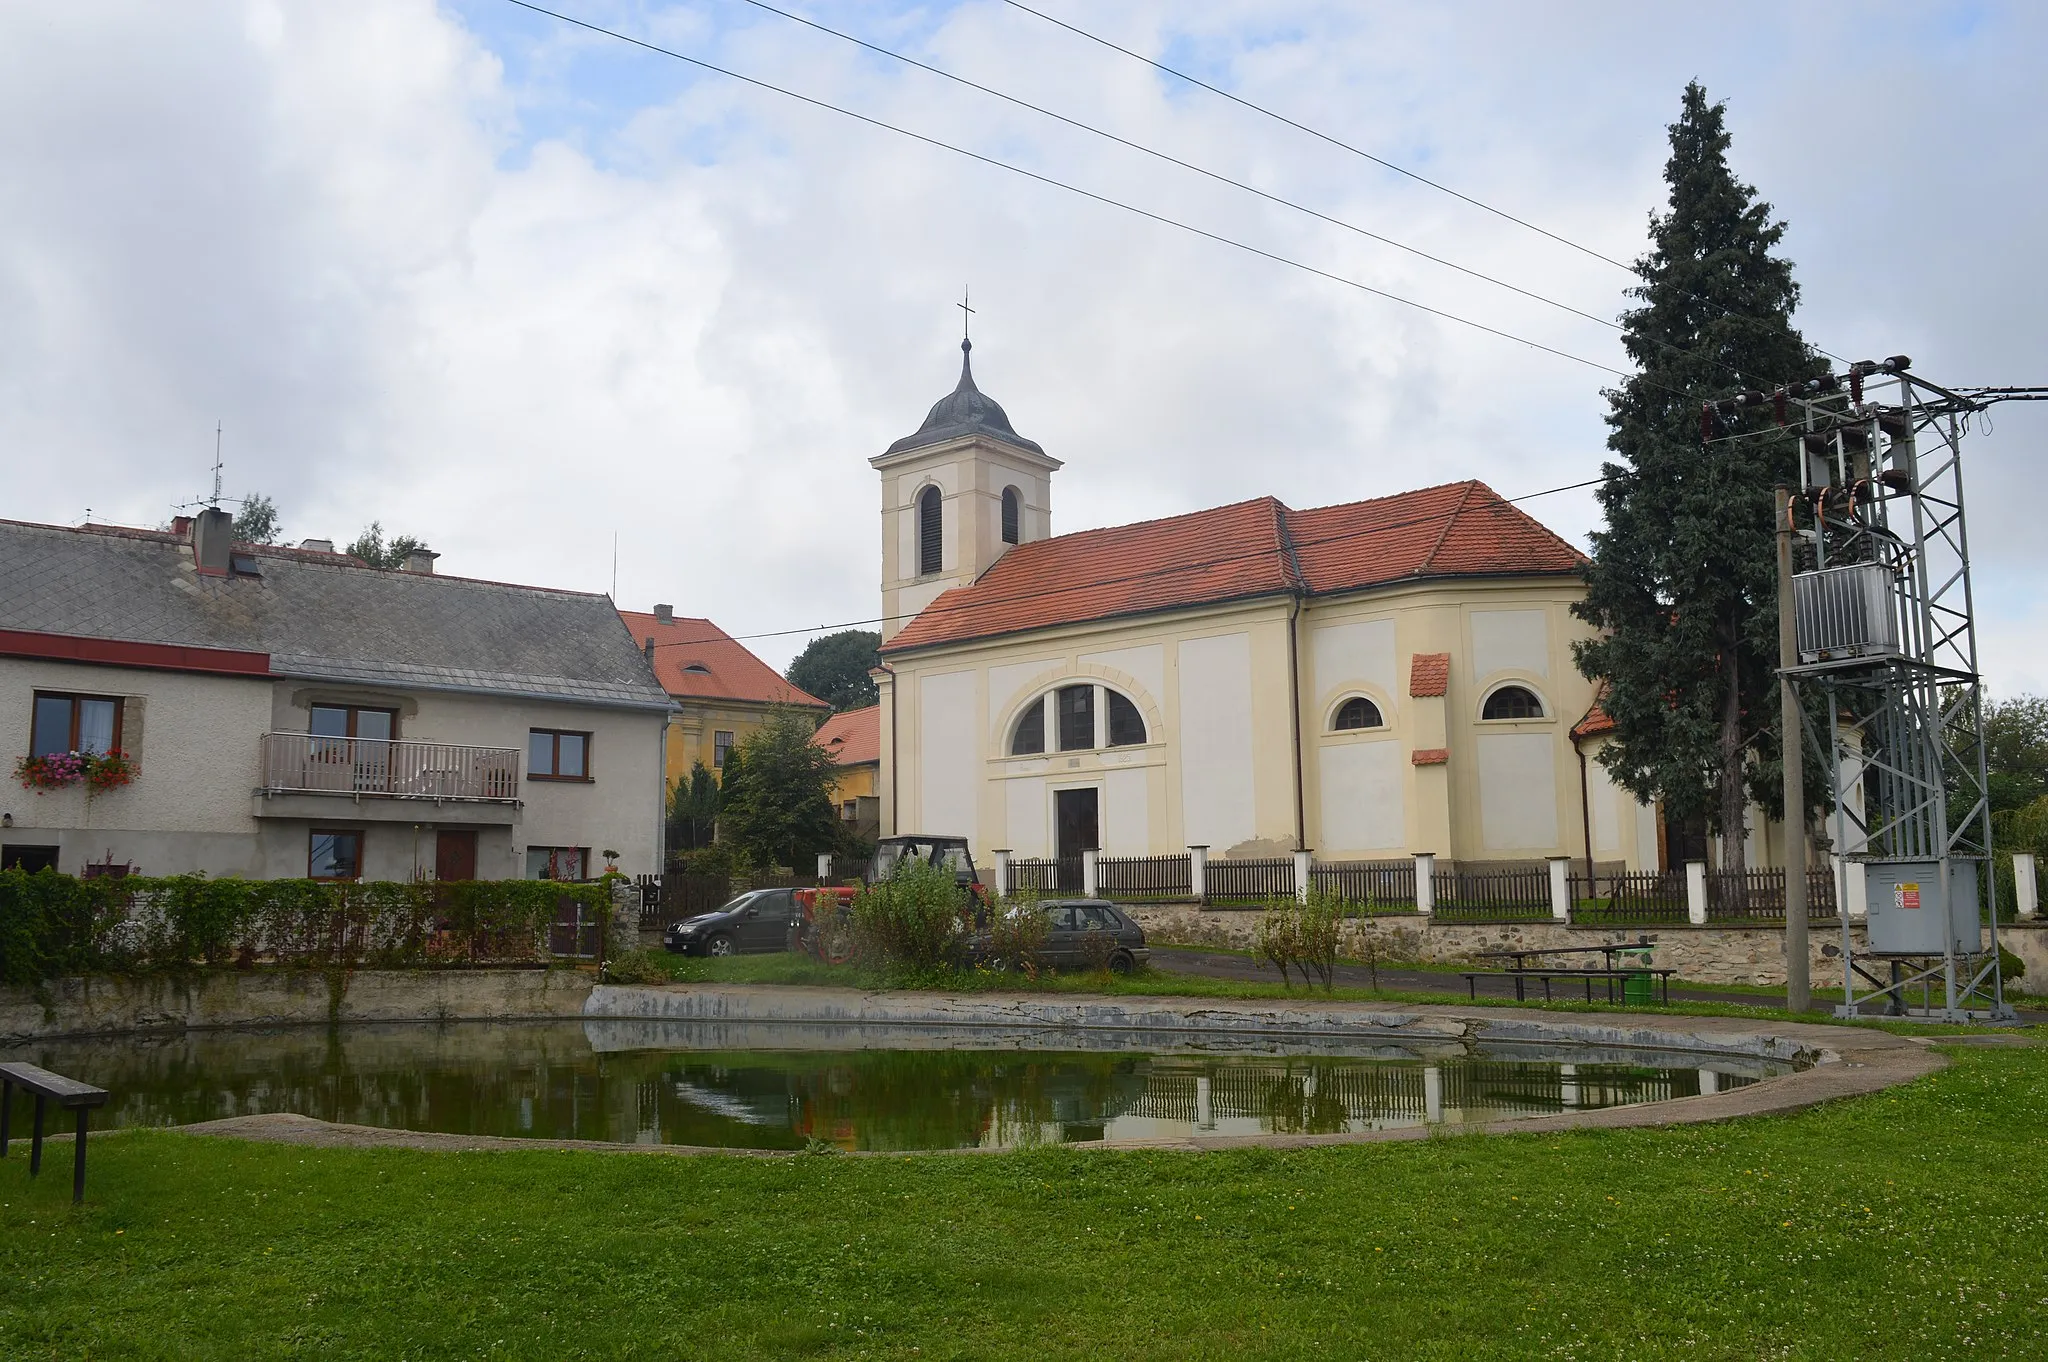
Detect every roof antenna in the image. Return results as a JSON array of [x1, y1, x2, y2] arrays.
[[210, 422, 224, 507], [611, 531, 618, 601]]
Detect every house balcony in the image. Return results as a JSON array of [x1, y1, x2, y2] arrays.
[[253, 733, 523, 825]]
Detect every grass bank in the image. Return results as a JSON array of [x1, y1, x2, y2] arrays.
[[2, 1043, 2043, 1359]]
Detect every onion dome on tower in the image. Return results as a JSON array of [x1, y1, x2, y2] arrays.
[[883, 338, 1044, 456]]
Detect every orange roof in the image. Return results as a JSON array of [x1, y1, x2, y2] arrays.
[[1572, 686, 1616, 741], [883, 480, 1585, 653], [1409, 652, 1451, 698], [1411, 748, 1450, 766], [618, 610, 826, 707], [812, 705, 881, 767]]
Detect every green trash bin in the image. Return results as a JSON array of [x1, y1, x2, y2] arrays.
[[1623, 970, 1657, 1006]]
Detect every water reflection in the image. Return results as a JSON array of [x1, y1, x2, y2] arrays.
[[1, 1023, 1775, 1151]]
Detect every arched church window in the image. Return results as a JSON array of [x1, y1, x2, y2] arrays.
[[1056, 684, 1094, 751], [1106, 690, 1146, 746], [1332, 696, 1384, 731], [1001, 486, 1022, 545], [1010, 701, 1045, 755], [917, 485, 942, 576], [1481, 685, 1544, 720]]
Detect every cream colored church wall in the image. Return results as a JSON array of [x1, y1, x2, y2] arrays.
[[882, 599, 1301, 862]]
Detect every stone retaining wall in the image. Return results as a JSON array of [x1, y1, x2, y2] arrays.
[[1126, 904, 2048, 993], [0, 968, 594, 1043]]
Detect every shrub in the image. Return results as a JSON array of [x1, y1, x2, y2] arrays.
[[978, 891, 1050, 977], [0, 869, 607, 982], [1253, 886, 1356, 990], [848, 856, 967, 972]]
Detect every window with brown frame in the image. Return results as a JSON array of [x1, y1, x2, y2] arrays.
[[308, 829, 364, 881], [309, 704, 396, 742], [528, 729, 591, 781], [31, 692, 124, 758], [713, 730, 735, 768]]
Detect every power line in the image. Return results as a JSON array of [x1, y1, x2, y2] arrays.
[[734, 0, 1625, 337], [1003, 0, 1859, 375], [502, 0, 1634, 382], [642, 473, 1612, 652]]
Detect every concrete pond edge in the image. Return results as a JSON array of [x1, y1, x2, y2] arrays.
[[121, 979, 1963, 1157]]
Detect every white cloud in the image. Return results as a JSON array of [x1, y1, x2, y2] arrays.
[[1, 0, 2042, 691]]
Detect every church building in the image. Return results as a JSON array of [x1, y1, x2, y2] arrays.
[[871, 339, 1663, 874]]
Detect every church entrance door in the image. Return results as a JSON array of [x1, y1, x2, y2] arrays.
[[1055, 788, 1099, 893]]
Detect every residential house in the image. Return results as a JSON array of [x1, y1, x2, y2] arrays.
[[617, 606, 828, 790], [0, 510, 671, 881], [870, 339, 1678, 874], [812, 704, 881, 840]]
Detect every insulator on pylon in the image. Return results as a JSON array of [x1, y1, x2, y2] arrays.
[[1774, 390, 1788, 425]]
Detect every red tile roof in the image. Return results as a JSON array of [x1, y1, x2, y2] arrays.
[[812, 705, 881, 767], [1409, 652, 1451, 698], [1411, 748, 1450, 766], [883, 481, 1585, 653], [619, 611, 826, 707], [1571, 686, 1616, 741]]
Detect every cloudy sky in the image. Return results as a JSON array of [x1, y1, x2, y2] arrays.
[[4, 1, 2043, 690]]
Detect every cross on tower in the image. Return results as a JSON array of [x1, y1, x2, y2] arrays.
[[956, 287, 974, 341]]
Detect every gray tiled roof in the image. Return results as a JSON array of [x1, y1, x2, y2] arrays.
[[0, 519, 672, 712]]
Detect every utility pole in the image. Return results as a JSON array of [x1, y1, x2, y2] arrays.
[[1775, 485, 1809, 1013]]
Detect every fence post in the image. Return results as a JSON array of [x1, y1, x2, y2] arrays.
[[1548, 856, 1572, 921], [994, 849, 1012, 900], [2016, 853, 2039, 920], [1188, 846, 1208, 904], [1685, 861, 1708, 925], [1081, 848, 1099, 898], [1840, 858, 1868, 919], [1294, 849, 1313, 904], [816, 853, 832, 881], [1415, 853, 1436, 917]]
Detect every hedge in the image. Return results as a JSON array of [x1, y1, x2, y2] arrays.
[[0, 869, 612, 984]]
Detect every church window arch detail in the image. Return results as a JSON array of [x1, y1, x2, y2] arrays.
[[1330, 696, 1385, 731], [1009, 682, 1150, 755], [1001, 486, 1022, 545], [916, 485, 943, 576], [1480, 684, 1546, 721]]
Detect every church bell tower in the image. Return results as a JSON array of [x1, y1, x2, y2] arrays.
[[873, 337, 1061, 642]]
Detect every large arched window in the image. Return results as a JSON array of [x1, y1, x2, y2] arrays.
[[1009, 683, 1149, 755], [1001, 486, 1021, 545], [1331, 696, 1385, 731], [917, 485, 942, 576], [1481, 685, 1545, 720]]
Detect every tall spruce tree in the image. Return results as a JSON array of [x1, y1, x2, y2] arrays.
[[1572, 83, 1823, 880]]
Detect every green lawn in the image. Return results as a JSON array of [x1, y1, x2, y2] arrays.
[[3, 1041, 2044, 1359]]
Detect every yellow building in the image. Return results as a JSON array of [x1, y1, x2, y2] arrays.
[[618, 607, 827, 789], [812, 705, 881, 838]]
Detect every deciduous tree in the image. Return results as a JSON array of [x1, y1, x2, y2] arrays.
[[786, 630, 881, 711]]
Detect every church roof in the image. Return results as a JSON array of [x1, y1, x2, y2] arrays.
[[882, 479, 1586, 654], [619, 609, 827, 708], [883, 339, 1044, 457], [812, 705, 881, 768]]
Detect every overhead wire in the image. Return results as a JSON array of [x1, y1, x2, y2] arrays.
[[1001, 0, 1860, 375]]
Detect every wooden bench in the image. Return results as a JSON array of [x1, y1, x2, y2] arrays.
[[1460, 967, 1676, 1005], [1, 1062, 111, 1203]]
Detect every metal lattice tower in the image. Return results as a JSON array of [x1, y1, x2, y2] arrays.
[[1711, 360, 2032, 1021]]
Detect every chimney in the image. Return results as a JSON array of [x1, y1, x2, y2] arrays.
[[171, 515, 194, 537], [400, 546, 440, 575], [654, 603, 674, 624], [644, 637, 656, 665], [299, 538, 335, 553], [191, 507, 233, 575]]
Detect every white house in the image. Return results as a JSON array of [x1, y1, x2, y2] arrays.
[[871, 339, 1669, 874], [0, 509, 671, 881]]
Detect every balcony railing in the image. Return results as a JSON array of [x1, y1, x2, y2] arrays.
[[258, 733, 521, 802]]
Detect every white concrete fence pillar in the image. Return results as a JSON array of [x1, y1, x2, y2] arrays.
[[1698, 1068, 1721, 1096], [1559, 1062, 1580, 1111], [1195, 1075, 1214, 1130], [1081, 847, 1099, 899], [1414, 853, 1436, 917], [1548, 856, 1572, 921], [1423, 1065, 1444, 1124], [1685, 860, 1709, 926], [816, 853, 833, 880], [1188, 846, 1208, 903], [1294, 849, 1314, 905], [993, 849, 1012, 900], [2015, 852, 2039, 921]]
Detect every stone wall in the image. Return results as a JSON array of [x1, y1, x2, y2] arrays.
[[1128, 903, 2048, 995], [0, 967, 594, 1043]]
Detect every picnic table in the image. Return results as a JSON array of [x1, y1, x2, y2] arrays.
[[1, 1062, 111, 1203], [1460, 938, 1675, 1005]]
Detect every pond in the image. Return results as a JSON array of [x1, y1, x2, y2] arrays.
[[1, 1022, 1790, 1151]]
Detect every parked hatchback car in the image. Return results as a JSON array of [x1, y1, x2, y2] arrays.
[[663, 888, 796, 956], [969, 898, 1150, 975]]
